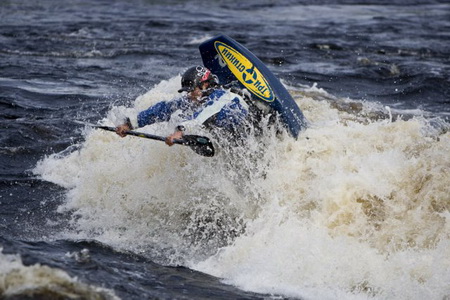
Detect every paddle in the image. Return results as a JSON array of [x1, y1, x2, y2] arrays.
[[78, 123, 215, 157]]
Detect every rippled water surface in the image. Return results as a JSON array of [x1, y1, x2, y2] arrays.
[[1, 0, 449, 299]]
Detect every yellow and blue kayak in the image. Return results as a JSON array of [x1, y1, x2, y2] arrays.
[[199, 34, 307, 138]]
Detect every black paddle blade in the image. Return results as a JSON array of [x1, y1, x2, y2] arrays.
[[181, 135, 215, 157]]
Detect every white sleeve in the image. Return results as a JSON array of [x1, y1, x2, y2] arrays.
[[128, 115, 139, 129], [179, 92, 246, 131]]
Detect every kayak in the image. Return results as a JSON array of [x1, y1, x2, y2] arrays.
[[199, 34, 307, 138]]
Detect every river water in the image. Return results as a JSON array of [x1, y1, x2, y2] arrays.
[[1, 0, 449, 299]]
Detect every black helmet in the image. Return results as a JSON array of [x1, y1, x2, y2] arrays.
[[178, 66, 218, 93]]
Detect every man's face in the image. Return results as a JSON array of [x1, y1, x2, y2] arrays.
[[187, 82, 209, 103], [188, 86, 203, 102]]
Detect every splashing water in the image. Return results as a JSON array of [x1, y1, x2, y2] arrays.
[[194, 86, 450, 299], [0, 248, 119, 299], [34, 78, 450, 299]]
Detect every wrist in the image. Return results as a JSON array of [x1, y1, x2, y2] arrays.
[[125, 117, 133, 130], [176, 125, 186, 132]]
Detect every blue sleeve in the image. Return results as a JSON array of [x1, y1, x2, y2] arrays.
[[213, 96, 249, 129], [137, 99, 182, 128]]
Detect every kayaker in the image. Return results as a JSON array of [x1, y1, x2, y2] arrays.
[[115, 65, 250, 146]]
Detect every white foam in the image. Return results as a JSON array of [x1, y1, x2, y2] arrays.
[[192, 91, 450, 299], [0, 248, 119, 299], [34, 81, 450, 299]]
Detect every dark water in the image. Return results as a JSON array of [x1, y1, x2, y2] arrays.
[[1, 0, 449, 299]]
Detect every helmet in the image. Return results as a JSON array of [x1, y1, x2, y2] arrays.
[[178, 66, 218, 93]]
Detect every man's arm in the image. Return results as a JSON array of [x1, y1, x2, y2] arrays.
[[115, 99, 181, 138], [137, 101, 175, 128], [213, 96, 249, 128]]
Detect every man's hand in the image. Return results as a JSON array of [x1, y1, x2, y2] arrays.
[[115, 124, 131, 137], [165, 130, 184, 146]]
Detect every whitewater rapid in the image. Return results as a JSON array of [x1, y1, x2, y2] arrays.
[[34, 77, 450, 299]]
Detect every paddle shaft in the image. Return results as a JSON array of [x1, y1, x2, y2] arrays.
[[74, 120, 215, 157], [95, 125, 185, 144], [88, 124, 215, 157]]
